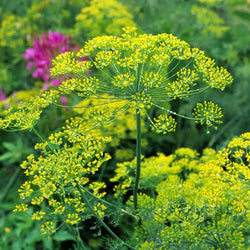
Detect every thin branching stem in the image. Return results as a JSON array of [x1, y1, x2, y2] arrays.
[[32, 127, 57, 153], [81, 186, 138, 219], [152, 102, 199, 121]]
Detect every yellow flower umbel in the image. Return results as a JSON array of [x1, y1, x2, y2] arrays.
[[51, 26, 233, 134], [191, 3, 229, 37], [14, 116, 111, 235], [0, 89, 59, 131], [115, 133, 249, 249], [73, 0, 136, 40]]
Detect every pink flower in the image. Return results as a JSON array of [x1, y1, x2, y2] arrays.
[[51, 79, 61, 86], [0, 87, 6, 101], [42, 83, 50, 90], [60, 96, 68, 105], [23, 31, 79, 88]]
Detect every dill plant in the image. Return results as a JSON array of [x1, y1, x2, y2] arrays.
[[0, 27, 234, 248], [50, 26, 232, 208]]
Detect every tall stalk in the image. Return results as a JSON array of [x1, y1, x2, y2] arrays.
[[133, 108, 141, 210]]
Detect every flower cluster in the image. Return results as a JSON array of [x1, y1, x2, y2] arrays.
[[110, 148, 201, 197], [23, 31, 79, 89], [0, 89, 58, 130], [112, 132, 249, 249], [0, 14, 32, 50], [151, 114, 177, 134], [73, 0, 136, 40], [193, 101, 223, 133], [13, 116, 111, 234], [191, 4, 229, 37], [0, 27, 233, 133], [51, 27, 233, 134]]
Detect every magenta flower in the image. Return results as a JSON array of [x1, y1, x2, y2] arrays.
[[0, 87, 6, 101], [60, 96, 68, 105], [23, 31, 79, 86]]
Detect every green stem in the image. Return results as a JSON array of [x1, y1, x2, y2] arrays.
[[31, 127, 45, 142], [82, 186, 137, 219], [76, 183, 136, 250], [134, 108, 141, 210], [31, 127, 57, 154], [152, 102, 198, 121], [75, 225, 88, 250], [65, 223, 88, 250]]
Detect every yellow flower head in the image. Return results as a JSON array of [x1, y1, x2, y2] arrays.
[[73, 0, 136, 40], [51, 27, 233, 134]]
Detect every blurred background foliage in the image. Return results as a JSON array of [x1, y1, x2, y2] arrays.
[[0, 0, 249, 249]]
